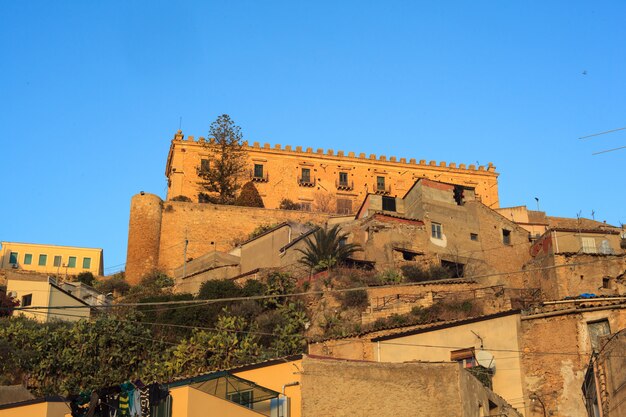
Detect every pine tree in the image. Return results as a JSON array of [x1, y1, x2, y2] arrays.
[[198, 114, 247, 204], [235, 181, 265, 208]]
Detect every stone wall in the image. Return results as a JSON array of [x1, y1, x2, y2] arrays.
[[300, 356, 520, 417], [125, 193, 331, 284], [165, 131, 500, 211], [520, 306, 626, 417]]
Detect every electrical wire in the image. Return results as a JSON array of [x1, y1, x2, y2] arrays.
[[7, 254, 625, 312]]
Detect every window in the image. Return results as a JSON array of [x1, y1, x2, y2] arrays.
[[23, 254, 33, 265], [200, 159, 210, 172], [337, 198, 352, 214], [431, 223, 443, 239], [228, 390, 253, 409], [53, 255, 62, 267], [376, 176, 386, 191], [382, 196, 396, 212], [38, 254, 47, 266], [582, 237, 597, 254], [470, 233, 479, 241], [21, 294, 32, 307], [83, 257, 91, 269], [68, 256, 77, 268], [587, 319, 610, 352], [299, 202, 312, 211], [502, 229, 511, 245], [253, 164, 264, 178], [339, 172, 348, 185], [450, 348, 476, 368], [9, 252, 18, 265], [301, 168, 311, 183]]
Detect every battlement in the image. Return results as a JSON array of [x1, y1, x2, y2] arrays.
[[171, 130, 497, 174]]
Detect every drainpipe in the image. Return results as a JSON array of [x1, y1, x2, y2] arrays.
[[282, 381, 299, 395], [282, 381, 299, 417], [377, 341, 381, 362]]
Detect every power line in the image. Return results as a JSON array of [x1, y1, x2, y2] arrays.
[[6, 254, 626, 312], [579, 126, 626, 140]]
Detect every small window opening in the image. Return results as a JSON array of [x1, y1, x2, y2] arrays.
[[200, 159, 210, 172], [502, 229, 511, 245], [602, 277, 610, 289], [470, 233, 478, 241], [382, 196, 396, 212], [453, 185, 465, 205], [441, 260, 464, 278], [253, 164, 264, 179], [22, 294, 32, 307]]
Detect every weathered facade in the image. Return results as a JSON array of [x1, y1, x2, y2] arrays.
[[125, 192, 333, 284], [351, 178, 532, 277], [582, 328, 626, 417], [309, 302, 626, 417], [165, 130, 500, 211], [300, 355, 521, 417]]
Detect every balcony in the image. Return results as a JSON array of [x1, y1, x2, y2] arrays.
[[374, 184, 391, 195], [336, 179, 354, 190], [250, 170, 269, 182], [298, 176, 316, 187]]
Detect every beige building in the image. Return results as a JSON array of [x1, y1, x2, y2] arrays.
[[0, 395, 69, 417], [0, 242, 103, 276], [352, 178, 532, 275], [300, 355, 521, 417], [165, 130, 500, 210], [6, 272, 91, 322], [525, 228, 626, 300], [309, 301, 626, 417]]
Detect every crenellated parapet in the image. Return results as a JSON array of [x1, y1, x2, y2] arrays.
[[170, 131, 497, 174]]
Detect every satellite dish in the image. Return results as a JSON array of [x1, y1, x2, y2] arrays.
[[475, 350, 496, 370]]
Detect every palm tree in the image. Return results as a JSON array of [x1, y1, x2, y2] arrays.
[[296, 225, 362, 272]]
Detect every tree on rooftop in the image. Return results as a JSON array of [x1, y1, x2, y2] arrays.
[[296, 225, 362, 272], [198, 114, 248, 204]]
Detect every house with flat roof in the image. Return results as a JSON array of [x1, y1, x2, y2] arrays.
[[0, 242, 103, 276]]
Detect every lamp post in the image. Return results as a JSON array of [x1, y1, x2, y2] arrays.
[[530, 393, 547, 417]]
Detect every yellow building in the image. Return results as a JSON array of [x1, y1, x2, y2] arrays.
[[0, 241, 103, 276], [165, 130, 500, 212], [6, 272, 92, 322], [167, 355, 302, 417], [0, 396, 70, 417]]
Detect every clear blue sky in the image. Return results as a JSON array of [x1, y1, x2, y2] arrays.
[[2, 1, 625, 274]]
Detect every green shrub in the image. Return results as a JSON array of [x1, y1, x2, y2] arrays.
[[235, 182, 264, 208], [76, 272, 95, 286], [376, 269, 403, 285], [340, 289, 369, 309], [171, 195, 192, 202]]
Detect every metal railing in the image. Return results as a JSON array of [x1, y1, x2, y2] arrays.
[[336, 179, 354, 190], [297, 176, 316, 187], [250, 170, 269, 182]]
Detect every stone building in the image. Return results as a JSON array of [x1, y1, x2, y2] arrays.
[[308, 300, 626, 417], [350, 178, 532, 276], [582, 328, 626, 417], [125, 192, 334, 284], [165, 130, 500, 211]]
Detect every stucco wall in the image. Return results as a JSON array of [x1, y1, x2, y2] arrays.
[[233, 359, 303, 417], [0, 241, 103, 276], [300, 357, 464, 417], [0, 400, 70, 417]]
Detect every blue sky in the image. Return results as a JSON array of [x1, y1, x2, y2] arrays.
[[1, 1, 625, 274]]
